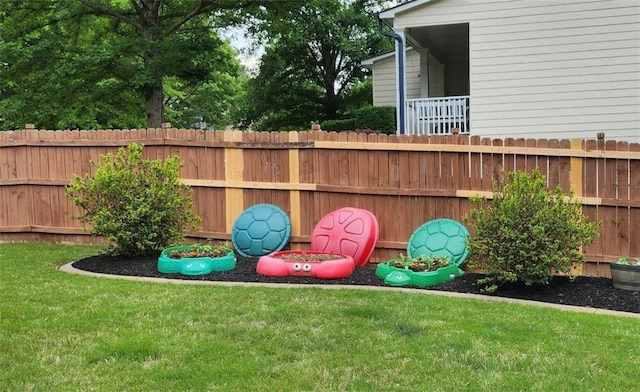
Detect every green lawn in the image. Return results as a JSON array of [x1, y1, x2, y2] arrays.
[[1, 243, 639, 392]]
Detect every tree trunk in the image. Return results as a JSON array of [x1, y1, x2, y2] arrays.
[[145, 76, 164, 128], [324, 89, 338, 120], [144, 46, 164, 128]]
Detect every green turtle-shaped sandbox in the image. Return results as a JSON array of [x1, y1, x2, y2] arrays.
[[376, 218, 470, 288]]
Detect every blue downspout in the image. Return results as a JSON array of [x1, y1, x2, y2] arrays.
[[377, 17, 405, 134]]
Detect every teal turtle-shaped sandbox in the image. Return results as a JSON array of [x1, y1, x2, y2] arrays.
[[375, 218, 470, 288], [158, 245, 236, 275]]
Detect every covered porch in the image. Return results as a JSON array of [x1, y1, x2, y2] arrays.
[[405, 96, 470, 135], [378, 4, 470, 135]]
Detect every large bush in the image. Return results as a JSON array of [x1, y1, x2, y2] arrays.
[[464, 169, 599, 293], [354, 105, 396, 134], [66, 143, 201, 256]]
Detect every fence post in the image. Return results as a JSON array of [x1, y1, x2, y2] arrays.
[[570, 139, 583, 197], [288, 132, 301, 249], [224, 131, 244, 233]]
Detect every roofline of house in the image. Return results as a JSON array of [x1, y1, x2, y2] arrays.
[[361, 47, 414, 67], [379, 0, 436, 25]]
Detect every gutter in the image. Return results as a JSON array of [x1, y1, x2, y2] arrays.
[[377, 16, 405, 135]]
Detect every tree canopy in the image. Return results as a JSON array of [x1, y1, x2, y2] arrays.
[[237, 0, 393, 130], [1, 0, 398, 131], [0, 0, 269, 130]]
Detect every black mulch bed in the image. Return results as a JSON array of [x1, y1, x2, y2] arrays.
[[72, 253, 639, 314]]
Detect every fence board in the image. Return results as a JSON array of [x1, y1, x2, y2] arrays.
[[480, 138, 493, 191], [441, 138, 455, 191], [469, 136, 482, 191], [491, 138, 504, 186], [535, 139, 549, 182], [357, 145, 369, 188], [548, 139, 562, 190], [558, 140, 572, 193], [583, 140, 597, 198]]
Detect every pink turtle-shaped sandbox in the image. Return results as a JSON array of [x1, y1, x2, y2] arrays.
[[256, 207, 379, 279]]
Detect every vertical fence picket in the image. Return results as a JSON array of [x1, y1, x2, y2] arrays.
[[616, 142, 631, 257]]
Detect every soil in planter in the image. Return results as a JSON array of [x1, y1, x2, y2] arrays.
[[390, 255, 450, 272], [391, 261, 450, 272], [166, 247, 230, 259], [274, 252, 345, 262]]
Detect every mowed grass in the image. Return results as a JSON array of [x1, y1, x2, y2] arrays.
[[1, 243, 639, 392]]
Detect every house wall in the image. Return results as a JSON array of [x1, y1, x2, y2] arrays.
[[371, 49, 423, 106], [370, 49, 447, 105], [406, 50, 422, 100], [428, 54, 445, 97], [370, 56, 396, 106], [391, 0, 640, 142]]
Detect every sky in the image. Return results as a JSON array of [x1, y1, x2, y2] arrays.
[[221, 26, 263, 73]]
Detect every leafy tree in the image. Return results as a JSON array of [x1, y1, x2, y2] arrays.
[[1, 1, 143, 129], [0, 0, 272, 130], [237, 0, 393, 130], [236, 43, 326, 130]]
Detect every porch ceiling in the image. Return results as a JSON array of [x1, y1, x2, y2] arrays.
[[406, 23, 468, 64]]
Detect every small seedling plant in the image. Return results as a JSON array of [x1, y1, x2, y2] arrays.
[[166, 243, 233, 259], [616, 256, 640, 266], [390, 254, 451, 272], [274, 252, 345, 262]]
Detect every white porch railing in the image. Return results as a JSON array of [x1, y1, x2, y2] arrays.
[[404, 96, 470, 135]]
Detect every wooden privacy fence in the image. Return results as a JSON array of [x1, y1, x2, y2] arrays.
[[1, 127, 639, 277]]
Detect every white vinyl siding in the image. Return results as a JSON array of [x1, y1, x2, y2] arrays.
[[406, 50, 422, 100], [428, 55, 445, 97], [370, 50, 422, 106], [370, 56, 397, 106], [391, 0, 640, 142]]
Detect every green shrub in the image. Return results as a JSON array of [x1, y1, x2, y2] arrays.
[[464, 169, 599, 293], [354, 105, 396, 134], [321, 118, 356, 132], [66, 143, 201, 256], [277, 126, 307, 132]]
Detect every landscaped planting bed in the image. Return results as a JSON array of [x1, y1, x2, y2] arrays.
[[72, 253, 640, 314]]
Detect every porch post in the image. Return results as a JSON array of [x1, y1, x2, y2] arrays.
[[419, 48, 429, 98], [377, 16, 406, 135], [395, 29, 406, 134]]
